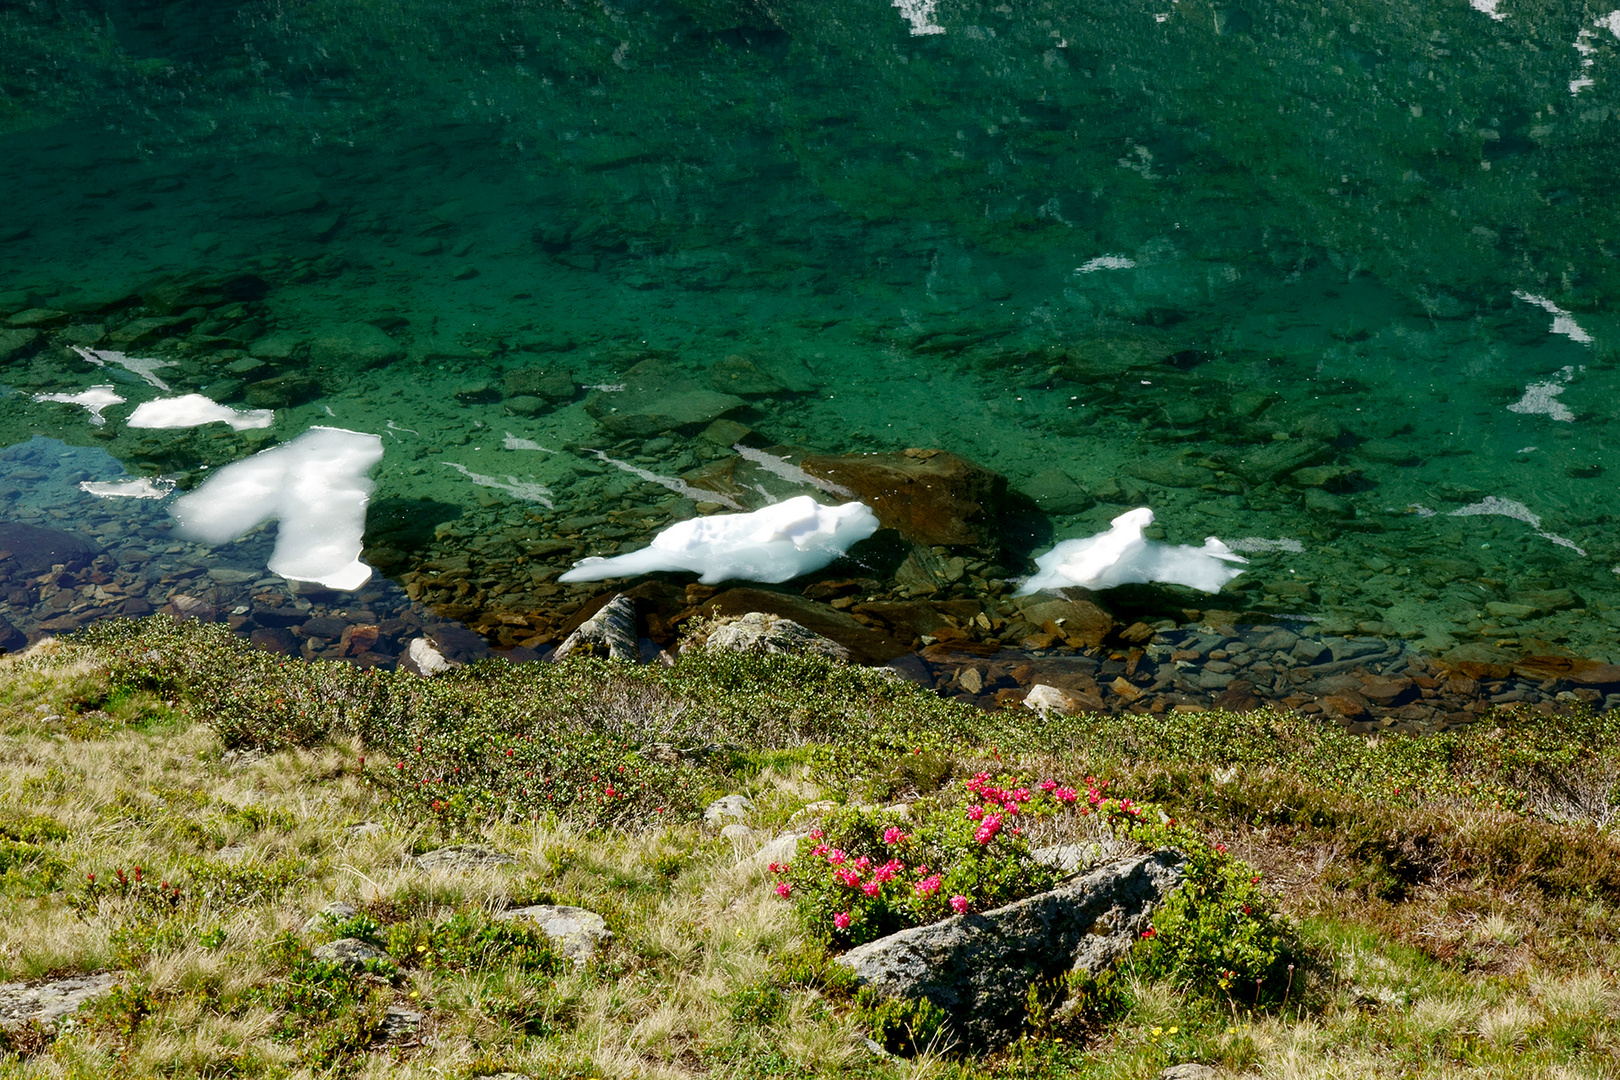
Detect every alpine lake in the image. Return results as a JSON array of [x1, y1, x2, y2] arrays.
[[2, 0, 1619, 721]]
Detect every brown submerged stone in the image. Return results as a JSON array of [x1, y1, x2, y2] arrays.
[[798, 449, 1007, 548]]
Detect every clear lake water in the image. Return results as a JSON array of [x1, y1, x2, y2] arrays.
[[1, 0, 1618, 663]]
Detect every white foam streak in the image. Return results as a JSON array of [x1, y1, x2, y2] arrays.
[[69, 346, 177, 391], [33, 385, 125, 426], [503, 432, 556, 451], [731, 444, 855, 499], [1075, 255, 1137, 273], [170, 427, 384, 591], [589, 450, 743, 509], [442, 462, 554, 506], [1513, 292, 1594, 344]]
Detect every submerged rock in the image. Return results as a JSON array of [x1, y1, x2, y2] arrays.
[[798, 450, 1008, 548], [308, 322, 404, 370], [836, 851, 1185, 1048]]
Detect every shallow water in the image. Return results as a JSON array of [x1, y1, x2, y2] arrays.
[[1, 0, 1618, 660]]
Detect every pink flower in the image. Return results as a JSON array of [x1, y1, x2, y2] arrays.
[[949, 895, 969, 914], [883, 826, 909, 845], [966, 805, 985, 822], [974, 813, 1002, 845], [914, 874, 942, 897], [810, 829, 824, 841], [1053, 786, 1078, 803], [827, 849, 846, 865], [862, 881, 881, 897], [833, 912, 851, 930], [1039, 779, 1058, 793], [810, 844, 829, 858], [854, 856, 872, 873], [836, 868, 862, 888], [775, 882, 791, 898]]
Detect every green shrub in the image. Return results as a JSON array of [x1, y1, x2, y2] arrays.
[[854, 987, 951, 1055], [384, 911, 562, 975]]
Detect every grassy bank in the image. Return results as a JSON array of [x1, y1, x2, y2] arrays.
[[1, 618, 1617, 1078]]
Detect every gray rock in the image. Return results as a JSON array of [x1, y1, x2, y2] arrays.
[[1022, 468, 1095, 515], [496, 904, 612, 965], [751, 831, 808, 867], [308, 322, 404, 370], [345, 822, 385, 838], [1032, 844, 1099, 874], [312, 938, 394, 972], [704, 794, 754, 827], [505, 366, 576, 401], [376, 1005, 423, 1043], [0, 973, 118, 1034], [720, 822, 759, 845], [0, 327, 40, 363], [248, 330, 304, 360], [1290, 637, 1329, 663], [1124, 459, 1216, 488], [1231, 439, 1330, 485], [584, 385, 746, 438], [703, 611, 851, 663], [1161, 1065, 1218, 1080], [552, 595, 639, 663], [415, 845, 514, 873], [301, 901, 359, 935], [836, 851, 1185, 1048]]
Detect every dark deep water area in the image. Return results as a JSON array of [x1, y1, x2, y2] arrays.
[[1, 0, 1619, 708]]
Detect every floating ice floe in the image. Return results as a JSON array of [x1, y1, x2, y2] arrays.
[[893, 0, 945, 36], [1016, 507, 1248, 596], [1513, 292, 1594, 345], [79, 477, 175, 499], [1470, 0, 1507, 21], [127, 394, 275, 432], [69, 346, 178, 391], [32, 385, 125, 426], [442, 462, 553, 506], [559, 494, 880, 585], [1075, 255, 1137, 274], [1448, 496, 1587, 555], [170, 427, 385, 591]]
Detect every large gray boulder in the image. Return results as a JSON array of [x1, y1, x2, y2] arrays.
[[552, 595, 638, 662], [703, 612, 851, 663], [496, 904, 612, 965], [0, 974, 118, 1040], [836, 850, 1185, 1048]]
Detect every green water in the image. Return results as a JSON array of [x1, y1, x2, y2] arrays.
[[2, 0, 1618, 656]]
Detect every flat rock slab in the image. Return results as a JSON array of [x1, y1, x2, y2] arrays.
[[0, 523, 102, 576], [415, 845, 515, 873], [837, 850, 1185, 1048], [312, 938, 394, 972], [496, 904, 612, 964], [799, 450, 1007, 548], [0, 973, 119, 1031]]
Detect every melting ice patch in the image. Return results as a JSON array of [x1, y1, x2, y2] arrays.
[[69, 346, 178, 391], [80, 477, 174, 499], [559, 495, 880, 584], [442, 462, 553, 506], [1448, 496, 1587, 556], [1506, 365, 1578, 422], [1075, 255, 1137, 274], [1513, 292, 1594, 344], [32, 385, 125, 426], [1016, 507, 1248, 595], [170, 427, 385, 591], [1571, 14, 1620, 94], [127, 395, 275, 431], [893, 0, 945, 35], [1470, 0, 1507, 20]]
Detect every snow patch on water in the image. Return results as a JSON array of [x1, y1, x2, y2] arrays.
[[127, 394, 275, 431], [79, 476, 174, 499], [33, 385, 125, 426], [893, 0, 946, 36]]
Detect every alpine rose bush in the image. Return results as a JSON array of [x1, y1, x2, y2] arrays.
[[772, 772, 1133, 947]]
